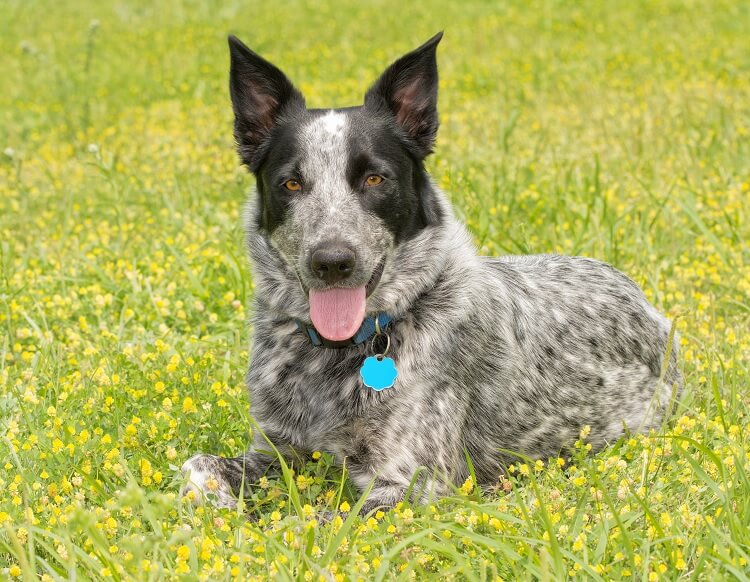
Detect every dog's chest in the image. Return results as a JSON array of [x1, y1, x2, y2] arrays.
[[247, 317, 426, 449]]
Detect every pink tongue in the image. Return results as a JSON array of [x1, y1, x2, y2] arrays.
[[309, 287, 367, 341]]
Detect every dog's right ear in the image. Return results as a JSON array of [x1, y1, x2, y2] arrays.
[[228, 35, 305, 171]]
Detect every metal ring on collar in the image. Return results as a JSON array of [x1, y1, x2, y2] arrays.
[[371, 330, 391, 358]]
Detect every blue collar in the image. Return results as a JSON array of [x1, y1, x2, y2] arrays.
[[295, 313, 393, 348]]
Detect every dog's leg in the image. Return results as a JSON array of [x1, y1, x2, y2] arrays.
[[358, 479, 408, 516], [181, 448, 276, 509], [357, 473, 446, 516]]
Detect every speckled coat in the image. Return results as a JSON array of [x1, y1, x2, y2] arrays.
[[182, 33, 682, 514]]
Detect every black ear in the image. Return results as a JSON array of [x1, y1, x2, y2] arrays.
[[228, 35, 305, 171], [364, 32, 443, 157]]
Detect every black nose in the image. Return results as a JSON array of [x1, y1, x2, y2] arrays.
[[311, 245, 356, 283]]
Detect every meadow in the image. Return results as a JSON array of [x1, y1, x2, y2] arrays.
[[1, 0, 749, 579]]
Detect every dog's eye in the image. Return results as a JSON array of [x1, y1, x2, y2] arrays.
[[366, 175, 384, 187], [283, 179, 302, 192]]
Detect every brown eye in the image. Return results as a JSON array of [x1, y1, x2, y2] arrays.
[[366, 175, 384, 187], [283, 179, 302, 192]]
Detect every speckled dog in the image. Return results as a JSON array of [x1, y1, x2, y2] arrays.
[[182, 33, 682, 513]]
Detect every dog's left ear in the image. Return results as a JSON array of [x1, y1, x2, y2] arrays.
[[364, 32, 443, 157]]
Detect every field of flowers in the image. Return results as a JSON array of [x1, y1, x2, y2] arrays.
[[1, 0, 749, 579]]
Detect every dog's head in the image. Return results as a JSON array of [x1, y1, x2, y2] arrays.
[[230, 33, 454, 340]]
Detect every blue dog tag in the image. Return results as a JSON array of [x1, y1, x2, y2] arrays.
[[360, 355, 398, 391]]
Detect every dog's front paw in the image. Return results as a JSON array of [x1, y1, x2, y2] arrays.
[[181, 454, 238, 509]]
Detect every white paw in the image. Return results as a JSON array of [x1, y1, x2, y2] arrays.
[[181, 454, 238, 509]]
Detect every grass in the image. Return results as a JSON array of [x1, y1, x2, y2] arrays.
[[1, 0, 749, 579]]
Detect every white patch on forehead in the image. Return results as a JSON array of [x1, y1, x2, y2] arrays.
[[320, 110, 346, 136], [298, 110, 353, 228], [302, 109, 348, 155]]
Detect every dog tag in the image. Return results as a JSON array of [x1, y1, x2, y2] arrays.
[[360, 355, 398, 391]]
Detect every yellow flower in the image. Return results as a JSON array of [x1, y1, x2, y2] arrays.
[[459, 477, 475, 494], [177, 545, 190, 561], [296, 474, 313, 491], [182, 397, 197, 413], [572, 532, 586, 551], [139, 458, 153, 477]]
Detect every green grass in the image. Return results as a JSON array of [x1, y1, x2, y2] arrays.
[[1, 0, 749, 579]]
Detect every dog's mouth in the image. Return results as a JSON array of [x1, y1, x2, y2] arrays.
[[307, 258, 385, 342], [365, 259, 385, 297]]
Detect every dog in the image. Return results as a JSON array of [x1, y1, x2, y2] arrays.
[[182, 32, 682, 514]]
